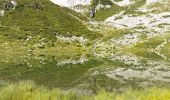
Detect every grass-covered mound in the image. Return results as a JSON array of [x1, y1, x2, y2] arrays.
[[0, 81, 170, 100], [0, 0, 100, 41]]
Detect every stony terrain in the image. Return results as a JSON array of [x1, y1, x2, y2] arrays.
[[0, 0, 170, 93]]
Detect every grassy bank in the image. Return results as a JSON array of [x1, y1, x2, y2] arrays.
[[0, 81, 170, 100]]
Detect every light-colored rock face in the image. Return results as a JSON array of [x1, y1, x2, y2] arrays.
[[50, 0, 91, 7], [11, 0, 17, 7], [111, 0, 135, 6], [105, 11, 170, 30], [111, 0, 161, 7], [146, 0, 161, 5], [0, 10, 5, 16], [105, 0, 170, 38]]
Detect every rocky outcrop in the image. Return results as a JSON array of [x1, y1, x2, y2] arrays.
[[0, 10, 4, 16], [50, 0, 91, 7], [4, 0, 17, 10]]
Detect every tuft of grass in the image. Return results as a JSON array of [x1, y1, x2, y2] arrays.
[[0, 81, 170, 100], [0, 81, 78, 100]]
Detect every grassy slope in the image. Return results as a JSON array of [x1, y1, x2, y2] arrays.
[[0, 0, 170, 99], [0, 81, 170, 100], [0, 0, 101, 41], [92, 0, 146, 21], [0, 0, 103, 61], [0, 0, 101, 88]]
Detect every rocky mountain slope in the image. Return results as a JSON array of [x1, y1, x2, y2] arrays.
[[0, 0, 170, 91]]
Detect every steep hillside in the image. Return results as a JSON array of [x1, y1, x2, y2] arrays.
[[0, 0, 101, 41]]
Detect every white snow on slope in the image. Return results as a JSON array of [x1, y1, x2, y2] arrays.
[[50, 0, 91, 7]]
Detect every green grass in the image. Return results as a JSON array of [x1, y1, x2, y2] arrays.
[[93, 4, 122, 21], [91, 0, 146, 21], [0, 0, 170, 99], [121, 33, 170, 60], [0, 81, 170, 100], [91, 0, 113, 6], [0, 0, 101, 41]]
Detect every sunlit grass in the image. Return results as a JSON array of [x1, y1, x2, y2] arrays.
[[0, 81, 78, 100], [0, 81, 170, 100]]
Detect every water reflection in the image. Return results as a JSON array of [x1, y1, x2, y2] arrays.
[[0, 52, 100, 89], [0, 47, 170, 91]]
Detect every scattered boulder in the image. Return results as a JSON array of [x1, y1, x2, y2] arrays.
[[96, 4, 111, 10], [27, 2, 45, 10], [4, 2, 14, 10], [72, 4, 88, 13], [3, 0, 17, 10], [90, 8, 96, 18], [0, 10, 5, 16]]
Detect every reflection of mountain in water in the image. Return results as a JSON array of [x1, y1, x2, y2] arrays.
[[0, 0, 170, 92]]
